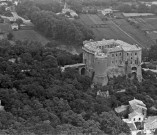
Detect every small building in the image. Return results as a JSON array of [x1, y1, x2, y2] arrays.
[[129, 99, 147, 119], [97, 90, 109, 98], [102, 8, 113, 16], [8, 58, 16, 63], [60, 2, 78, 18], [144, 116, 157, 134], [115, 105, 129, 117], [0, 2, 7, 6], [11, 23, 18, 30]]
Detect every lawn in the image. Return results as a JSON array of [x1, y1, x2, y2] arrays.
[[13, 30, 49, 45]]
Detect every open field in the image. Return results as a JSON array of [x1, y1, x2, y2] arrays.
[[142, 17, 157, 29], [13, 30, 49, 45], [113, 19, 154, 47], [79, 14, 155, 48]]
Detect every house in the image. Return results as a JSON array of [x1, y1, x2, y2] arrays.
[[118, 98, 157, 135], [129, 111, 145, 123], [11, 23, 18, 30], [115, 105, 129, 117], [102, 8, 113, 16], [129, 99, 147, 120], [59, 2, 78, 18], [8, 58, 16, 63], [126, 122, 138, 135], [144, 116, 157, 134], [0, 2, 7, 6], [97, 90, 109, 98]]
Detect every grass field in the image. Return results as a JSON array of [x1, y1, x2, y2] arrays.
[[113, 19, 154, 47], [79, 14, 155, 48], [13, 30, 49, 45], [143, 17, 157, 29]]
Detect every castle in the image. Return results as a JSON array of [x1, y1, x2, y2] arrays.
[[82, 39, 142, 86]]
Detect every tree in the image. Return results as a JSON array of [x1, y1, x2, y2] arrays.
[[138, 4, 149, 13], [151, 5, 157, 14], [98, 111, 130, 135], [7, 33, 13, 40], [16, 18, 23, 28], [118, 4, 132, 13]]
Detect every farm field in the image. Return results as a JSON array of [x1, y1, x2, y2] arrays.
[[142, 17, 157, 29], [79, 14, 104, 25], [79, 14, 155, 48], [13, 30, 49, 45], [113, 19, 154, 47]]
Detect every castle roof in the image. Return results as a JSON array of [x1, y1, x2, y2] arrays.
[[83, 39, 141, 54]]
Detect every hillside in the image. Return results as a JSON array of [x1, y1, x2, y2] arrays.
[[79, 14, 155, 48]]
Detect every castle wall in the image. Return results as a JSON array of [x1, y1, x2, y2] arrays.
[[109, 51, 123, 67]]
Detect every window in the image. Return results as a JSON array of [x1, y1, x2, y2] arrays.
[[112, 61, 114, 64], [135, 52, 137, 55], [139, 118, 141, 121], [127, 53, 129, 56], [84, 59, 87, 64], [112, 54, 114, 57], [135, 60, 137, 64], [131, 57, 132, 59], [116, 53, 117, 56], [119, 53, 121, 56], [131, 61, 132, 64], [134, 118, 135, 121]]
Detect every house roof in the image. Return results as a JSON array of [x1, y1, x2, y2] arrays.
[[115, 105, 128, 113], [129, 111, 139, 118], [144, 116, 157, 130], [127, 122, 137, 131], [129, 99, 147, 111]]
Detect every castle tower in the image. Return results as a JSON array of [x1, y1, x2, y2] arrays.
[[93, 53, 108, 86]]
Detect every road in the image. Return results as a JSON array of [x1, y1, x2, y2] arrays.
[[11, 12, 31, 24], [110, 20, 143, 47]]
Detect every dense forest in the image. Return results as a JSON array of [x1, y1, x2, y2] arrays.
[[0, 38, 156, 134], [16, 1, 94, 45], [1, 1, 157, 135], [0, 40, 131, 135]]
